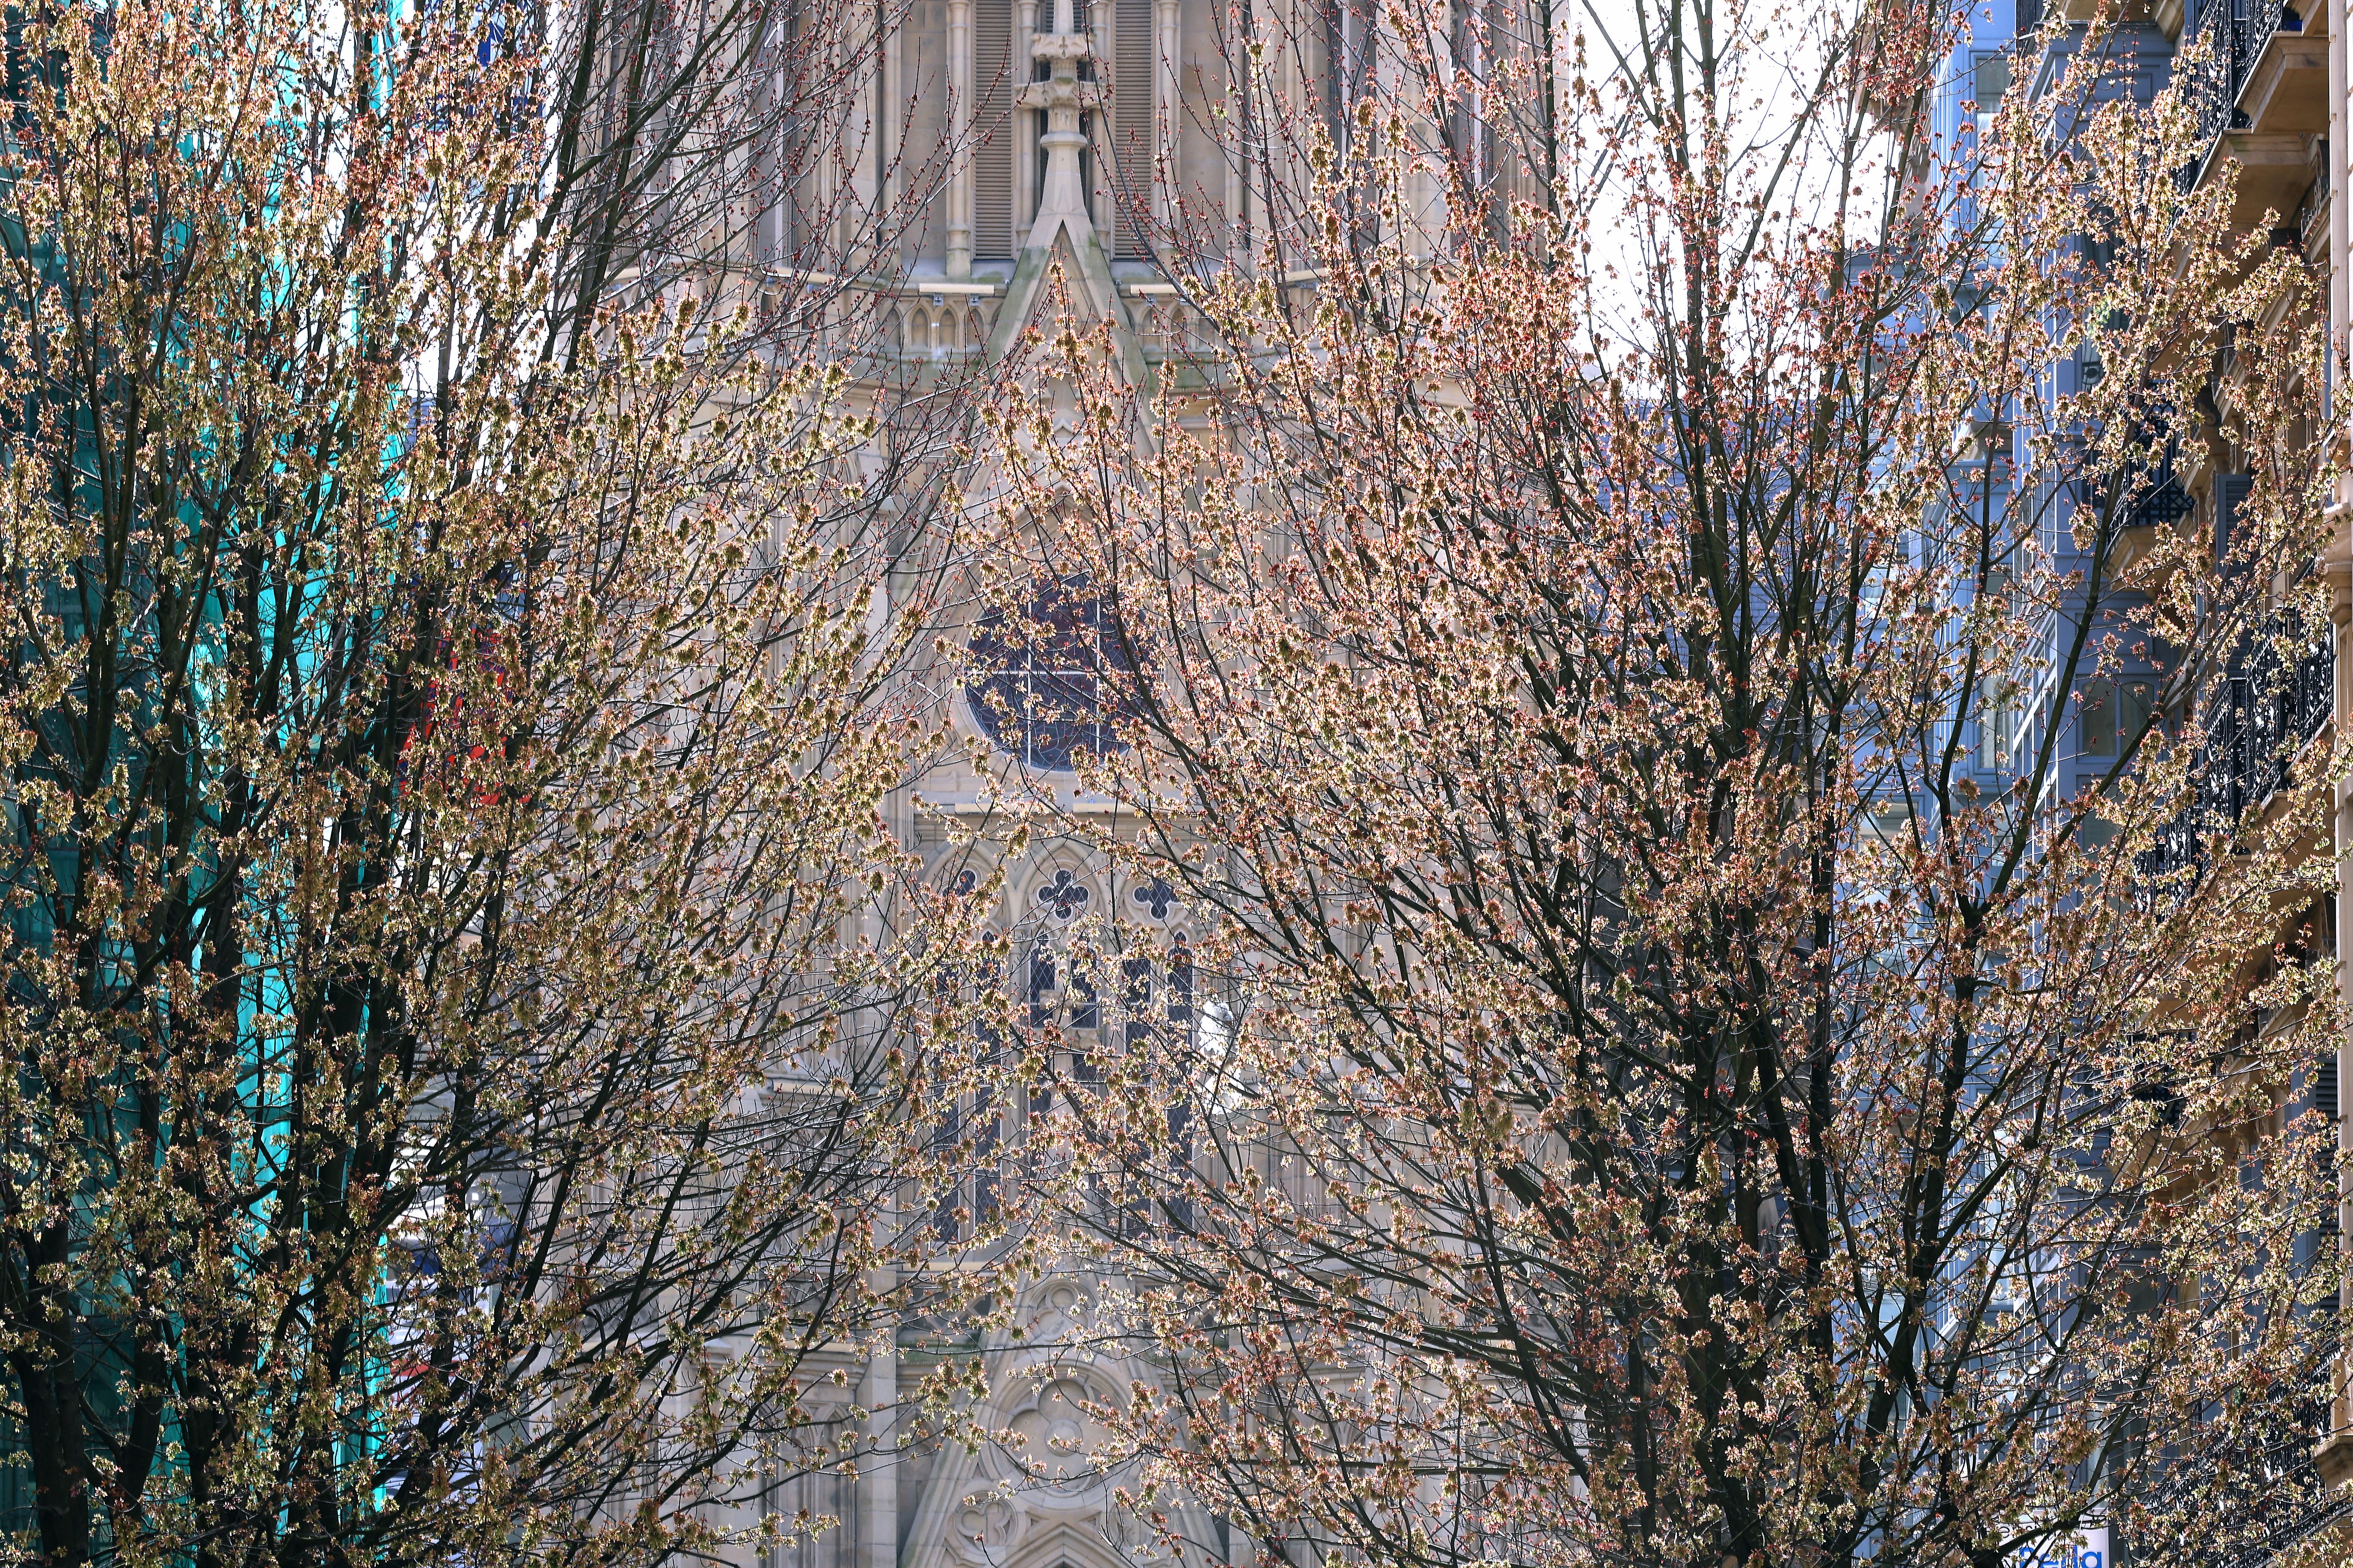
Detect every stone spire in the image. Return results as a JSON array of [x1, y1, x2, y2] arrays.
[[1014, 0, 1102, 249], [981, 0, 1148, 391]]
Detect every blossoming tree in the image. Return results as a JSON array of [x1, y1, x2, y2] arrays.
[[0, 1, 967, 1565], [962, 0, 2348, 1564]]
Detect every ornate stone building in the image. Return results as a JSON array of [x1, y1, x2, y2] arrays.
[[838, 0, 1263, 370], [728, 5, 1259, 1568]]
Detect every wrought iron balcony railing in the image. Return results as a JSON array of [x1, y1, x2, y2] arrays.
[[2137, 614, 2332, 890], [2144, 1387, 2353, 1568], [2246, 617, 2333, 785], [2176, 0, 2307, 190], [2114, 435, 2194, 533]]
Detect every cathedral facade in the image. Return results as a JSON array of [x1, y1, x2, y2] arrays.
[[731, 5, 1280, 1568]]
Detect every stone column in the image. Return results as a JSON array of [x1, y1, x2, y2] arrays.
[[1153, 0, 1177, 234], [1223, 27, 1243, 263], [859, 1320, 899, 1568], [853, 0, 881, 252], [882, 0, 902, 219], [1017, 0, 1040, 231], [948, 0, 974, 275]]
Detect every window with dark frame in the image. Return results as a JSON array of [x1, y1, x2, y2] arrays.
[[965, 575, 1139, 771]]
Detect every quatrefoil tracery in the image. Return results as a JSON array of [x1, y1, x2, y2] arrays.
[[1035, 868, 1090, 922]]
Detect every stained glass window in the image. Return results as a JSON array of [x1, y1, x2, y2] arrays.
[[965, 576, 1137, 771]]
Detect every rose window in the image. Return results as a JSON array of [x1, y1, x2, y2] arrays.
[[965, 576, 1137, 772]]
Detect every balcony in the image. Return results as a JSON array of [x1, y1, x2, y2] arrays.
[[2153, 1388, 2353, 1568], [2116, 435, 2196, 530], [2135, 613, 2331, 891], [2105, 433, 2195, 579], [2176, 0, 2325, 222]]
